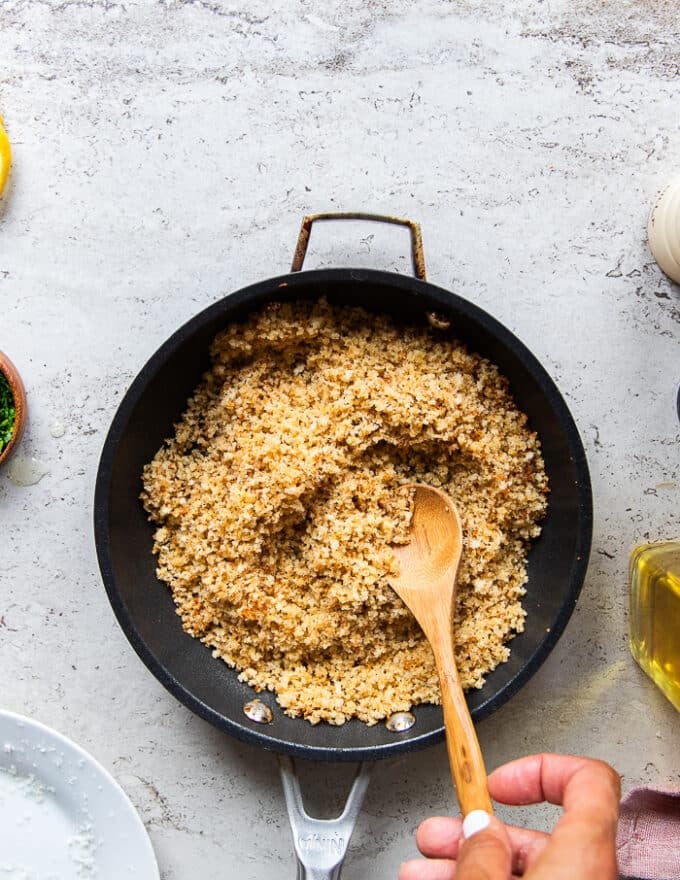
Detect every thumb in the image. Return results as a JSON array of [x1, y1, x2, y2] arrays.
[[455, 811, 512, 880]]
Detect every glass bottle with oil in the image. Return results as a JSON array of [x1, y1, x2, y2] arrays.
[[629, 542, 680, 712]]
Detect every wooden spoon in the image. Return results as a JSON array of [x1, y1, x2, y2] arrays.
[[389, 483, 493, 815]]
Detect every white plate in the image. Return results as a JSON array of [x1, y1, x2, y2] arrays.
[[0, 710, 159, 879]]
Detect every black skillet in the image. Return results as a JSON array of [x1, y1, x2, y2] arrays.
[[94, 214, 592, 877]]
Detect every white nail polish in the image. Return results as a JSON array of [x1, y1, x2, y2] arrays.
[[462, 809, 491, 839]]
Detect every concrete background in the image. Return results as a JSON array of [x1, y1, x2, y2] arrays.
[[1, 1, 678, 877]]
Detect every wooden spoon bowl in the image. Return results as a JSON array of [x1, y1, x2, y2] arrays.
[[0, 350, 27, 466], [389, 483, 492, 816]]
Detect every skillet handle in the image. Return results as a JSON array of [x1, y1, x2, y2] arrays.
[[279, 755, 372, 880], [291, 212, 427, 281]]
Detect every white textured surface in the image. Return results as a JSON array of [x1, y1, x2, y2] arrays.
[[1, 1, 678, 878]]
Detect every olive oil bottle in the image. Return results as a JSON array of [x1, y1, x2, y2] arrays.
[[629, 542, 680, 712]]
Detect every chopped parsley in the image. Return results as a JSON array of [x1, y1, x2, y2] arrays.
[[0, 371, 16, 452]]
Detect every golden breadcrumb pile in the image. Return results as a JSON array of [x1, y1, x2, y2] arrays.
[[141, 299, 548, 725]]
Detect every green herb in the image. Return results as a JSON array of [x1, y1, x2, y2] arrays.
[[0, 371, 15, 452]]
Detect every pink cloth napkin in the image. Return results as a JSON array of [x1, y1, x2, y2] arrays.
[[617, 787, 680, 880]]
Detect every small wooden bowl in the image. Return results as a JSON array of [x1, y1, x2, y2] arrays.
[[0, 351, 27, 466]]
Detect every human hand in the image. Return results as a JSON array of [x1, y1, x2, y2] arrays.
[[399, 753, 620, 879]]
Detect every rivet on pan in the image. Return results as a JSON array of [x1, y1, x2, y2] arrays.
[[426, 312, 451, 330], [243, 699, 273, 724], [385, 711, 416, 732]]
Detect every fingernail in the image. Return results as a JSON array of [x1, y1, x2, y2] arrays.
[[462, 809, 491, 839]]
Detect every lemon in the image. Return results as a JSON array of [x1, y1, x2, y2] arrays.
[[0, 114, 11, 197]]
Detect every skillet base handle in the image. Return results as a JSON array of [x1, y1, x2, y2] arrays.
[[291, 212, 427, 281], [278, 755, 372, 880]]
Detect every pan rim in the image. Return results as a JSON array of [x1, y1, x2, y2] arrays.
[[94, 267, 592, 761]]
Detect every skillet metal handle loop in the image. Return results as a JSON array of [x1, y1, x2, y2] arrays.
[[291, 212, 427, 281], [279, 755, 372, 880]]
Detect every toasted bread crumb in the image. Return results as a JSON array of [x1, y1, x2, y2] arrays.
[[141, 300, 548, 725]]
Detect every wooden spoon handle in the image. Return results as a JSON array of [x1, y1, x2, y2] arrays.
[[432, 638, 493, 816]]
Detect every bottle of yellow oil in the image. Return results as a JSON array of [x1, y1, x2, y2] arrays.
[[629, 542, 680, 712]]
